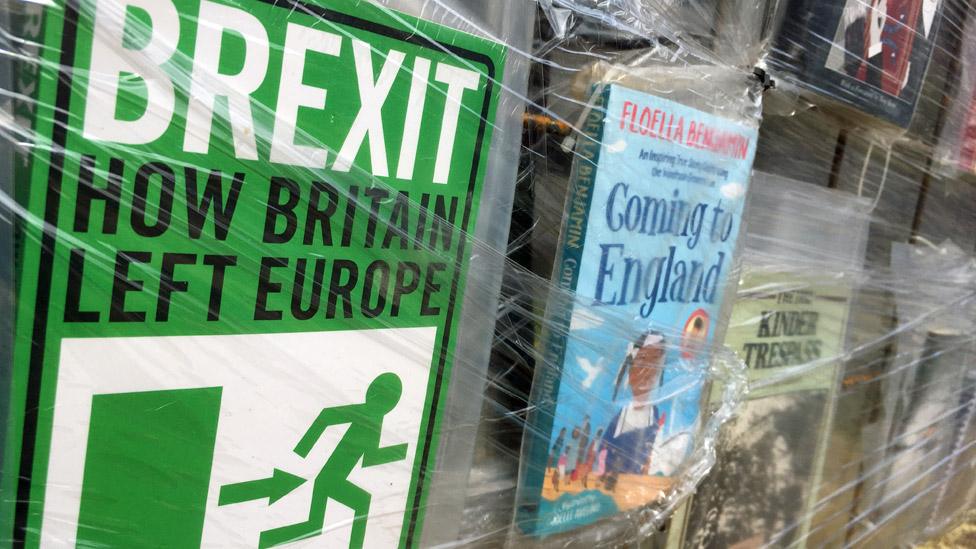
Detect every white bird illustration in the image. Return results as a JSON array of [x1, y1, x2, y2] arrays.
[[577, 356, 605, 389]]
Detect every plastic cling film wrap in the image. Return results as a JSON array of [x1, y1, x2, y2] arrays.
[[2, 1, 976, 548]]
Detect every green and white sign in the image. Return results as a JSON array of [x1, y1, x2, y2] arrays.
[[1, 0, 506, 547]]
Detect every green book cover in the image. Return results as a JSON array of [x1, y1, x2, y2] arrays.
[[1, 1, 508, 547]]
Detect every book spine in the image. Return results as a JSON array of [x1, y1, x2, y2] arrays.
[[10, 1, 45, 297], [0, 1, 45, 535], [517, 85, 610, 532]]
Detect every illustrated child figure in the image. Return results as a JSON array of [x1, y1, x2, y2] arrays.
[[556, 447, 568, 492], [258, 373, 408, 549], [549, 427, 566, 492], [581, 429, 603, 489], [548, 427, 566, 469], [574, 416, 591, 482], [603, 331, 665, 491], [564, 427, 580, 486], [595, 445, 608, 486]]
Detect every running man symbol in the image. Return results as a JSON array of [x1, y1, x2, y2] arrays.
[[218, 373, 408, 549]]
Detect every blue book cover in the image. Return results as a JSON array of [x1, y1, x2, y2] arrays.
[[518, 83, 759, 535]]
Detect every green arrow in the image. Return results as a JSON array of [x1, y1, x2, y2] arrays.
[[218, 469, 306, 506]]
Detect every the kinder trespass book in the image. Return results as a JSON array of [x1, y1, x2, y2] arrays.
[[672, 175, 871, 549], [516, 82, 758, 536]]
